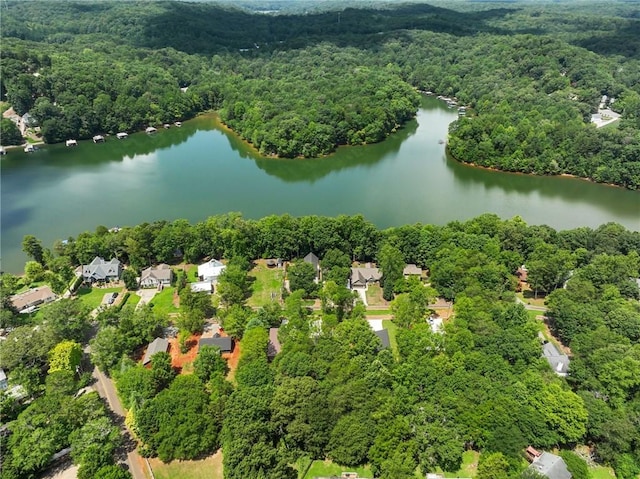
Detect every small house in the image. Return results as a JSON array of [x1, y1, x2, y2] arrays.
[[139, 264, 172, 289], [142, 337, 169, 366], [199, 335, 233, 354], [528, 452, 572, 479], [303, 252, 320, 281], [116, 132, 128, 139], [92, 135, 105, 143], [198, 259, 226, 283]]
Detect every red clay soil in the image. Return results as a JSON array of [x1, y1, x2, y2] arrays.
[[168, 333, 202, 372]]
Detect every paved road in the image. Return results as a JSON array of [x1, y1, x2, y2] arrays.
[[92, 366, 149, 479]]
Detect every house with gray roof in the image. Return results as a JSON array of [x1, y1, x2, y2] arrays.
[[199, 335, 233, 354], [140, 264, 172, 288], [350, 266, 382, 289], [82, 256, 122, 283], [528, 452, 572, 479], [198, 259, 225, 283], [142, 337, 169, 365], [542, 342, 570, 377]]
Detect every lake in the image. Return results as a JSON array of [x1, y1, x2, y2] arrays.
[[2, 97, 639, 274]]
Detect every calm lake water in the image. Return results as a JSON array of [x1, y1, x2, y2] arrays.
[[2, 97, 639, 273]]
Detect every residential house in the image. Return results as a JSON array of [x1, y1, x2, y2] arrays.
[[542, 342, 570, 377], [11, 285, 57, 313], [304, 252, 320, 282], [82, 257, 122, 283], [20, 112, 36, 134], [517, 265, 529, 283], [268, 328, 281, 359], [199, 335, 233, 354], [403, 263, 422, 278], [140, 264, 172, 289], [350, 265, 382, 289], [0, 368, 7, 390], [528, 451, 572, 479], [142, 337, 169, 366], [198, 259, 226, 284]]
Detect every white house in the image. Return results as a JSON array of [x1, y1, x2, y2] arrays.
[[198, 259, 226, 283], [139, 264, 172, 288]]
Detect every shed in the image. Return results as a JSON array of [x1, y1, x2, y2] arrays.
[[142, 337, 169, 365]]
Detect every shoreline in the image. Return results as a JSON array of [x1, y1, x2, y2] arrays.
[[445, 146, 633, 192]]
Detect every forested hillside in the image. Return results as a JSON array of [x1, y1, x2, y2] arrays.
[[1, 1, 639, 186], [1, 213, 639, 478]]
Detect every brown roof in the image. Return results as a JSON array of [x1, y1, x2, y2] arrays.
[[11, 286, 56, 311]]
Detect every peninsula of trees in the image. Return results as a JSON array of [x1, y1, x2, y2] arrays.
[[1, 1, 639, 187], [1, 213, 639, 479]]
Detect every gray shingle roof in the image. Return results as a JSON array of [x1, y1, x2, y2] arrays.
[[199, 336, 233, 353], [142, 337, 169, 365], [304, 252, 319, 268], [529, 452, 572, 479], [140, 264, 172, 283], [82, 256, 121, 281]]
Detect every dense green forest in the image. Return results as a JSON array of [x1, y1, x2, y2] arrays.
[[1, 1, 639, 186], [1, 213, 639, 478]]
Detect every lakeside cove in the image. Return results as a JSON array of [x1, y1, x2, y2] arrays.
[[2, 97, 639, 274]]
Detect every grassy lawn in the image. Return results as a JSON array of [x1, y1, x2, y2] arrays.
[[442, 450, 479, 478], [382, 320, 400, 360], [365, 284, 387, 307], [247, 263, 284, 307], [75, 286, 123, 310], [186, 264, 199, 282], [121, 292, 141, 308], [302, 460, 373, 479], [150, 450, 223, 479], [590, 465, 616, 479], [149, 287, 179, 315], [517, 290, 547, 308]]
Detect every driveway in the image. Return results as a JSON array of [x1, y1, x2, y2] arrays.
[[136, 289, 157, 308]]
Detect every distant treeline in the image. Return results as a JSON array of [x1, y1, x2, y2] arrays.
[[0, 1, 639, 186]]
